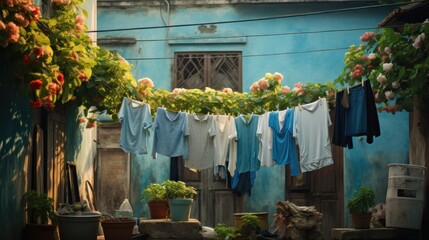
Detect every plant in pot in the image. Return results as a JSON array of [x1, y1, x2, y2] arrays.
[[238, 213, 260, 240], [163, 180, 197, 221], [346, 185, 376, 229], [141, 183, 169, 219], [214, 223, 241, 240], [23, 190, 56, 240]]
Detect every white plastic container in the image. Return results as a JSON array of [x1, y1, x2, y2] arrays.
[[116, 198, 133, 219], [386, 164, 425, 229]]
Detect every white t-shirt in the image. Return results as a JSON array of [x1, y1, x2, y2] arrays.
[[256, 112, 275, 167], [213, 115, 236, 167], [293, 98, 333, 172]]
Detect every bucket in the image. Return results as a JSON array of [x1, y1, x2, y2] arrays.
[[385, 164, 425, 229], [233, 212, 269, 230], [57, 212, 101, 240]]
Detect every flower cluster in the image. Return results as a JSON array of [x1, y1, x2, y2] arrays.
[[136, 77, 154, 97], [250, 72, 284, 93], [336, 20, 429, 113], [1, 0, 135, 116]]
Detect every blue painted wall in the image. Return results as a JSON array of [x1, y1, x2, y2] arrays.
[[98, 2, 406, 226], [0, 60, 32, 240]]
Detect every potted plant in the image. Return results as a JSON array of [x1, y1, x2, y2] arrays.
[[163, 180, 197, 221], [23, 190, 56, 240], [238, 213, 260, 240], [141, 183, 169, 219], [101, 217, 136, 240], [346, 185, 376, 229], [214, 223, 241, 240]]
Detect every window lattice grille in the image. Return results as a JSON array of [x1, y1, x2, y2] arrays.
[[174, 52, 241, 91]]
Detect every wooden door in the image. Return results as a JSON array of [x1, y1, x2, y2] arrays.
[[96, 124, 130, 215], [179, 161, 242, 227], [47, 110, 66, 209], [286, 112, 344, 240]]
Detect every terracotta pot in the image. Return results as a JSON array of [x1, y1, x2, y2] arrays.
[[25, 223, 56, 240], [148, 200, 169, 219], [101, 219, 135, 240], [351, 212, 372, 229]]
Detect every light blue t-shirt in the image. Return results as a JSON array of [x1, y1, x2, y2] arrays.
[[234, 114, 261, 174], [118, 97, 153, 154], [152, 108, 188, 159], [269, 109, 300, 176]]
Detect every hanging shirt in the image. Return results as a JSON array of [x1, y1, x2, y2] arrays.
[[213, 115, 236, 168], [228, 114, 261, 176], [293, 98, 333, 173], [333, 80, 381, 148], [269, 109, 300, 176], [256, 112, 275, 167], [152, 108, 188, 159], [184, 114, 216, 170], [118, 97, 153, 154]]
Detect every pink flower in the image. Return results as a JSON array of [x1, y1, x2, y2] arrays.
[[172, 88, 186, 94], [272, 72, 283, 83], [48, 83, 60, 94], [30, 79, 43, 90], [258, 78, 269, 90], [381, 55, 390, 62], [383, 63, 393, 72], [222, 88, 233, 94], [250, 82, 260, 93], [292, 82, 304, 96], [385, 91, 395, 100], [281, 86, 290, 95], [79, 117, 87, 123], [7, 22, 20, 43], [360, 32, 376, 42], [138, 77, 154, 88]]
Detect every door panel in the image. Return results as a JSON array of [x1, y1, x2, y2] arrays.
[[47, 112, 66, 210]]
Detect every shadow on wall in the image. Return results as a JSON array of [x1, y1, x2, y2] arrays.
[[0, 59, 33, 239]]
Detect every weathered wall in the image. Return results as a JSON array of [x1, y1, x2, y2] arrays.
[[0, 60, 33, 240], [97, 1, 406, 226]]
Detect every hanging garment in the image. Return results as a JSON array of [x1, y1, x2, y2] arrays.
[[332, 90, 354, 149], [184, 114, 216, 170], [256, 112, 275, 167], [231, 170, 255, 197], [332, 80, 381, 148], [293, 98, 333, 173], [213, 115, 236, 168], [152, 108, 188, 159], [269, 109, 300, 176], [228, 114, 261, 176], [118, 97, 153, 154]]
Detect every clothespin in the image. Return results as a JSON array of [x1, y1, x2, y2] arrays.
[[347, 87, 350, 95], [298, 103, 302, 111], [362, 79, 364, 87], [319, 96, 322, 105], [228, 113, 231, 120]]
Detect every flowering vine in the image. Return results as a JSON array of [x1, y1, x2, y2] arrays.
[[336, 20, 429, 113], [139, 73, 336, 117], [0, 0, 135, 118]]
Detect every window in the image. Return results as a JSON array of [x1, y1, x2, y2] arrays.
[[174, 52, 242, 91]]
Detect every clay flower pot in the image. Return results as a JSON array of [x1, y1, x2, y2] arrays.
[[148, 200, 169, 219], [101, 218, 135, 240]]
